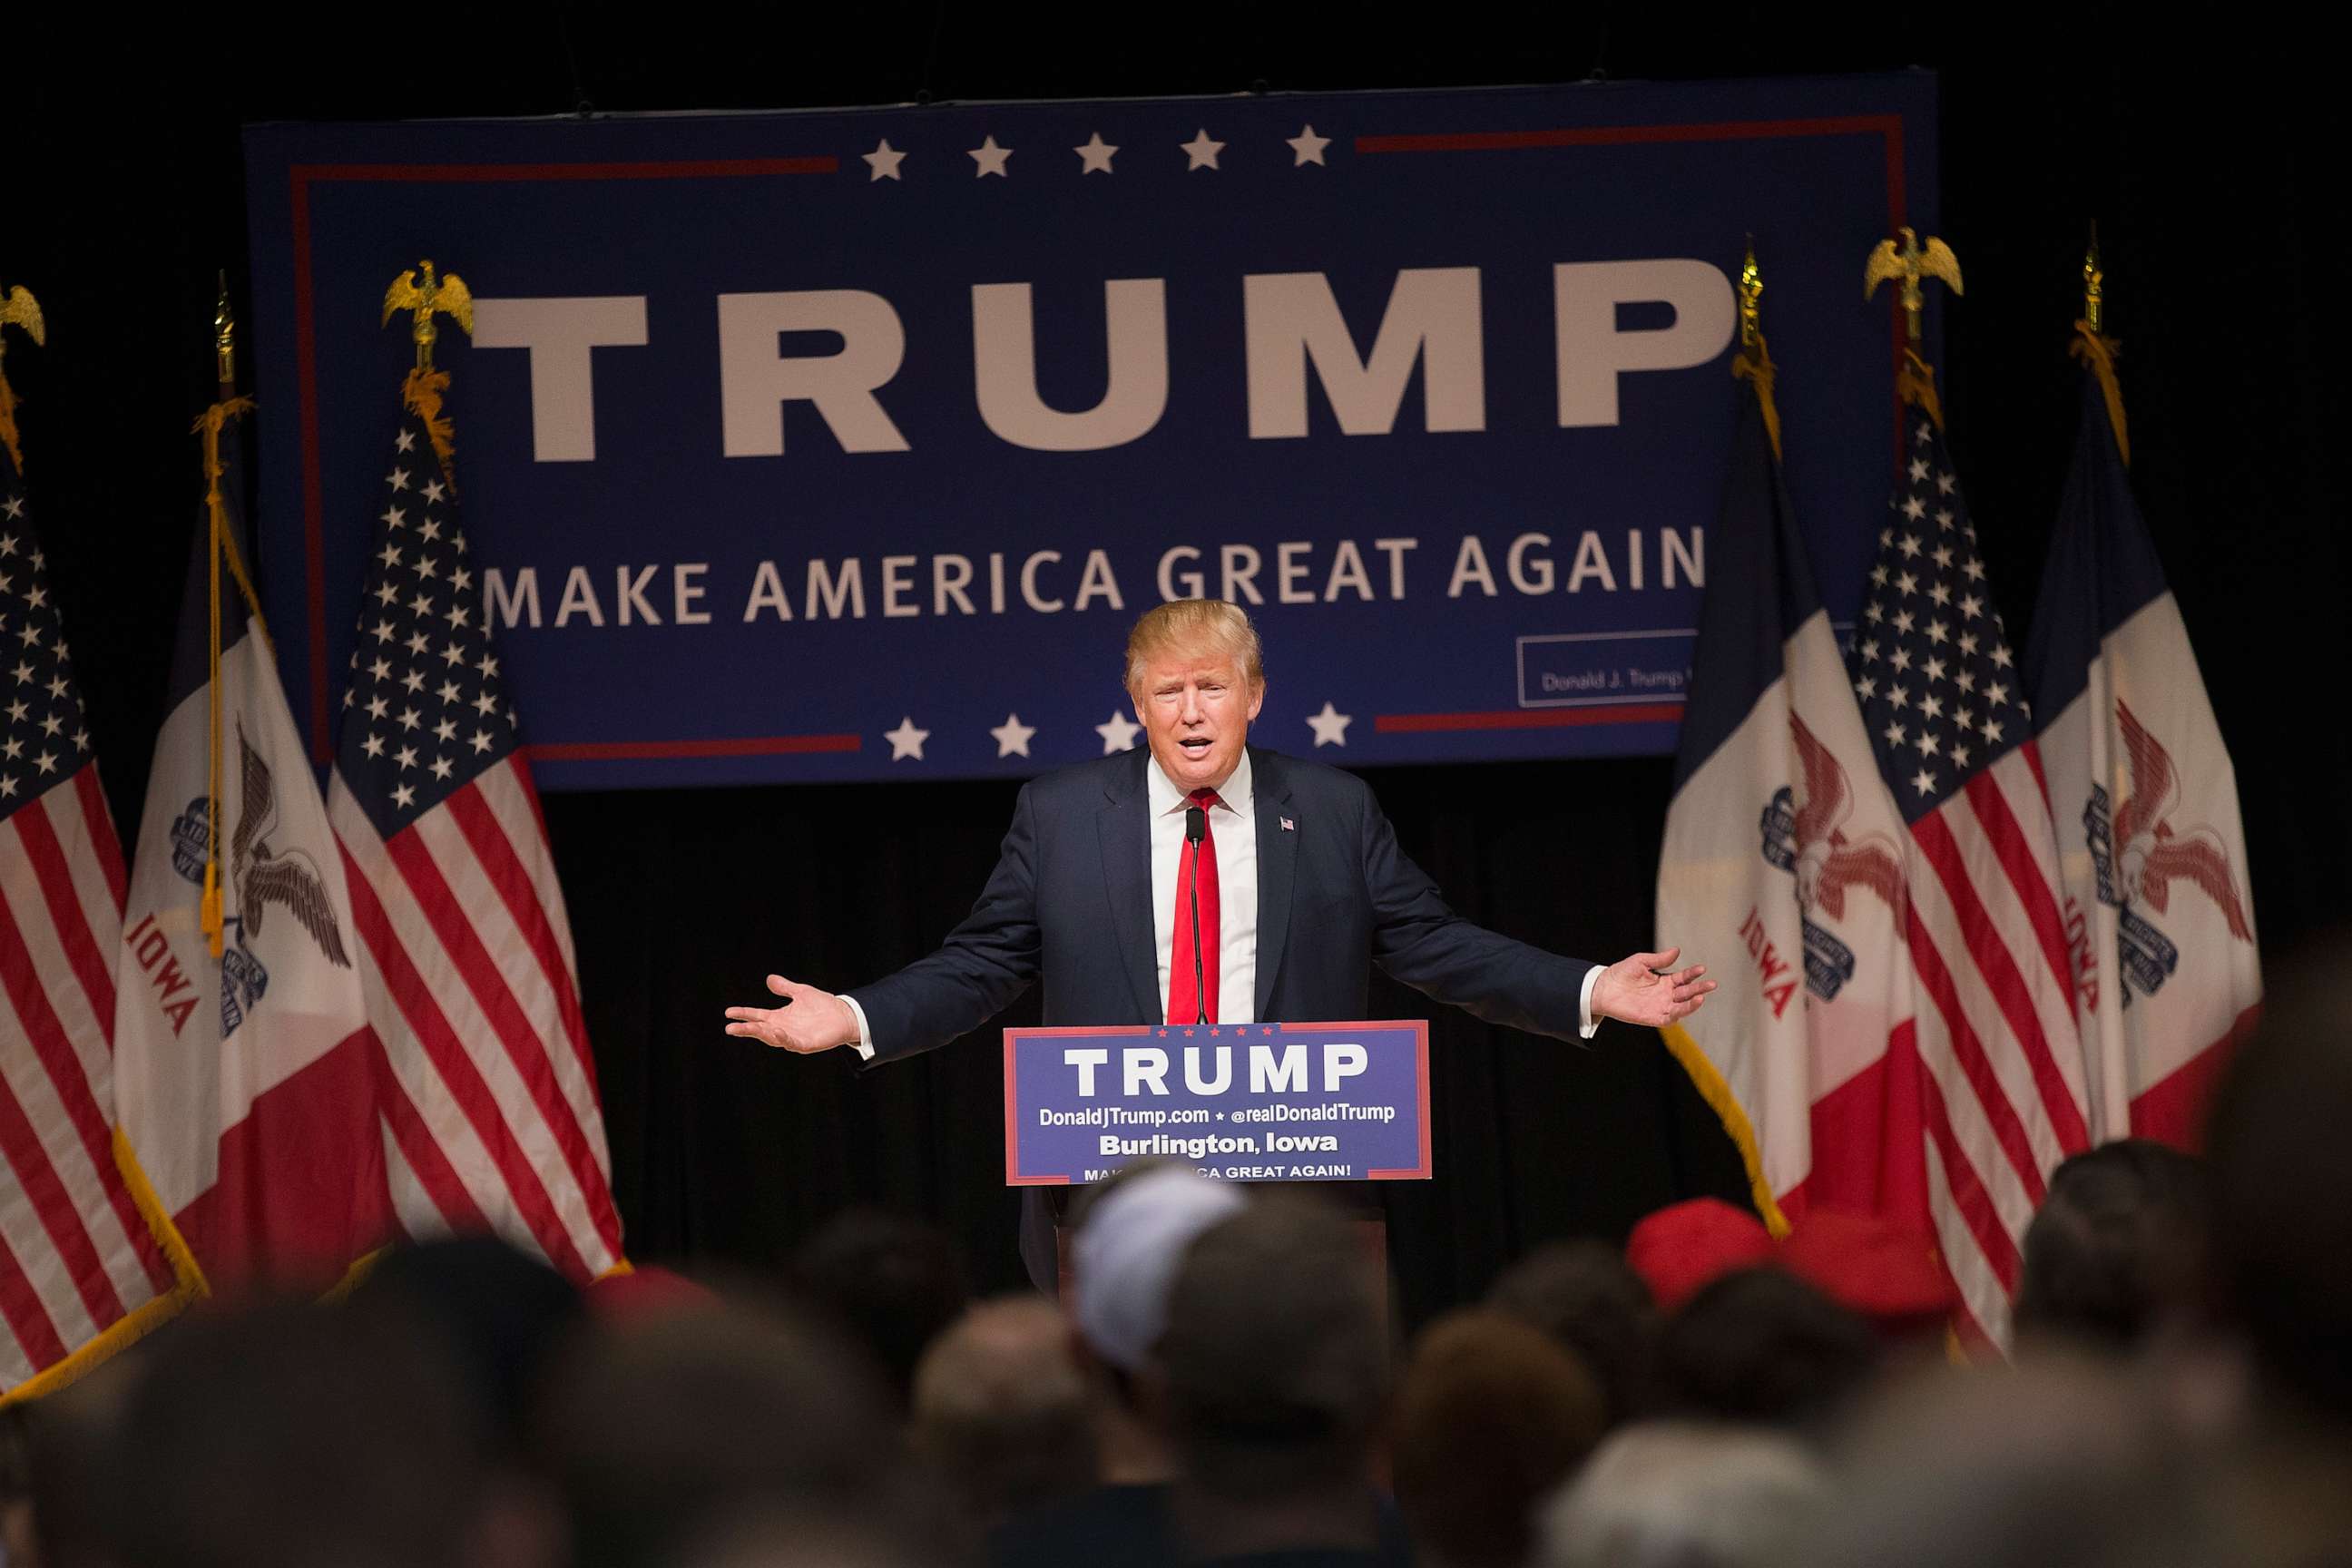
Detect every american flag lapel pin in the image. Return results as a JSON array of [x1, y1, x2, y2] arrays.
[[1280, 816, 1296, 831]]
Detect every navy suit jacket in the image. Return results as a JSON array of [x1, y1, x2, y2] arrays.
[[855, 745, 1597, 1057]]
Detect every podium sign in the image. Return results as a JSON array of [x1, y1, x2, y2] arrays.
[[1004, 1021, 1431, 1186]]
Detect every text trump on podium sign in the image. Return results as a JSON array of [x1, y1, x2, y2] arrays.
[[1004, 1022, 1432, 1185]]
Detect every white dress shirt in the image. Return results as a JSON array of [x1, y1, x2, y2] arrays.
[[845, 749, 1601, 1057]]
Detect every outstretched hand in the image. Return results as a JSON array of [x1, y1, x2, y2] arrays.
[[1590, 946, 1716, 1028], [724, 974, 859, 1055]]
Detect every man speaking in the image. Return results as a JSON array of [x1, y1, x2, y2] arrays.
[[726, 601, 1715, 1269]]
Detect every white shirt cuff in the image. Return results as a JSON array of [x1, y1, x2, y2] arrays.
[[1578, 966, 1602, 1040], [842, 994, 877, 1062]]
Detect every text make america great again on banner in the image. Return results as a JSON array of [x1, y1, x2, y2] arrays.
[[244, 74, 1937, 789]]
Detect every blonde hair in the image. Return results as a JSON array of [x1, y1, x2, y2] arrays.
[[1124, 600, 1265, 695]]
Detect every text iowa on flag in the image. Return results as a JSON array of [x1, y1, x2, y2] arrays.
[[1, 396, 200, 1400], [2024, 338, 2259, 1148], [112, 398, 389, 1287], [326, 368, 623, 1283], [1657, 347, 1911, 1235]]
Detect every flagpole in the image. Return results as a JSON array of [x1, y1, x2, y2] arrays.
[[1732, 239, 1783, 462], [383, 260, 475, 488], [2071, 230, 2131, 466], [1864, 226, 1964, 431], [196, 279, 264, 956]]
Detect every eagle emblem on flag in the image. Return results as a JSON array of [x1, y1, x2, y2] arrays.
[[230, 721, 351, 967], [2105, 699, 2253, 941], [1787, 712, 1906, 924]]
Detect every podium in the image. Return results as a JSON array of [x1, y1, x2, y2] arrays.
[[1004, 1021, 1431, 1298]]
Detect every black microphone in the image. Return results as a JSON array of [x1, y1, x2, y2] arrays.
[[1184, 807, 1208, 1025]]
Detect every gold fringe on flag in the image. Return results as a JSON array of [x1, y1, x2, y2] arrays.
[[2070, 324, 2130, 468], [1659, 1022, 1792, 1239]]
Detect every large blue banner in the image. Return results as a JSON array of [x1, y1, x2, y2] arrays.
[[244, 74, 1936, 789]]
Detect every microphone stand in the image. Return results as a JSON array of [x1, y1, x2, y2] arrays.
[[1185, 806, 1208, 1025]]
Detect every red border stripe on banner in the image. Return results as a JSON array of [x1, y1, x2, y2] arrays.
[[1377, 703, 1685, 734], [521, 734, 863, 762]]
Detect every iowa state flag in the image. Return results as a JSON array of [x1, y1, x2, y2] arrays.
[[112, 399, 387, 1284], [2024, 337, 2260, 1146], [1656, 352, 1912, 1230]]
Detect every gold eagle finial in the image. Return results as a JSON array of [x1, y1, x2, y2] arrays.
[[1864, 226, 1963, 343], [0, 284, 45, 356], [215, 272, 238, 390], [2082, 228, 2105, 335], [381, 260, 475, 371], [1738, 237, 1763, 353], [1731, 240, 1782, 462], [0, 284, 44, 473]]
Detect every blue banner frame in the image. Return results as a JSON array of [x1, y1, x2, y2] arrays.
[[244, 75, 1937, 789]]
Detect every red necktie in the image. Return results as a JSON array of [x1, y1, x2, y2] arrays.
[[1168, 788, 1222, 1025]]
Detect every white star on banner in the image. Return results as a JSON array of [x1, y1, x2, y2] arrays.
[[1181, 128, 1224, 170], [1074, 132, 1118, 173], [862, 138, 907, 181], [1094, 710, 1142, 754], [990, 712, 1037, 758], [885, 716, 930, 760], [1287, 124, 1331, 165], [968, 136, 1012, 177], [1305, 701, 1352, 748]]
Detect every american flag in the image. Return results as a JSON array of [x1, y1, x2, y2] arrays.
[[0, 439, 194, 1397], [1850, 405, 2090, 1348], [325, 377, 624, 1282]]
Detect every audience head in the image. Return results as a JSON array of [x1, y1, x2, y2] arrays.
[[2202, 940, 2352, 1424], [351, 1235, 585, 1452], [532, 1296, 915, 1568], [1156, 1191, 1387, 1505], [1537, 1422, 1828, 1568], [1806, 1354, 2226, 1568], [1486, 1239, 1659, 1427], [1392, 1308, 1606, 1568], [2013, 1139, 2211, 1354], [9, 1350, 142, 1568], [671, 1505, 922, 1568], [1624, 1198, 1775, 1313], [2, 1405, 33, 1568], [789, 1209, 969, 1412], [909, 1295, 1093, 1527], [1072, 1161, 1247, 1375], [1652, 1267, 1881, 1434], [109, 1297, 510, 1568]]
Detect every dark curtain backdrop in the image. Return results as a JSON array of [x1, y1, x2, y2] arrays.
[[12, 9, 2341, 1317]]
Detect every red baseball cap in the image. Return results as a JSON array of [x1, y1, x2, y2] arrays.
[[1624, 1198, 1777, 1312]]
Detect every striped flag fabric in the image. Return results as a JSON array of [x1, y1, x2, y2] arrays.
[[1657, 344, 1913, 1235], [113, 397, 388, 1287], [326, 371, 623, 1283], [2024, 336, 2259, 1146], [1848, 397, 2090, 1349], [0, 410, 199, 1399]]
